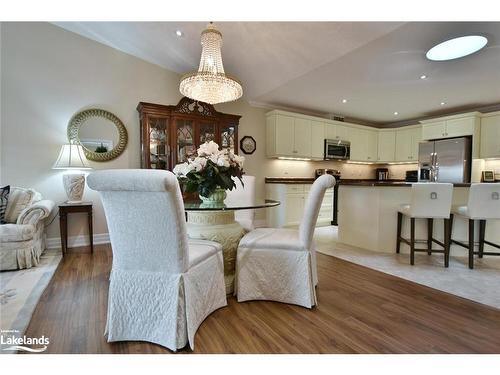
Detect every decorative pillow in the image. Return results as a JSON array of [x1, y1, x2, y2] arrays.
[[0, 185, 10, 224], [4, 187, 38, 224]]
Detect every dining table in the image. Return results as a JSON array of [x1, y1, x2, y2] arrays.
[[184, 198, 280, 294]]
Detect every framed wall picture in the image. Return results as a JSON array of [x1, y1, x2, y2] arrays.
[[240, 136, 256, 155]]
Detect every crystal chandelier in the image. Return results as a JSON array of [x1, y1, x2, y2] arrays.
[[179, 23, 243, 105]]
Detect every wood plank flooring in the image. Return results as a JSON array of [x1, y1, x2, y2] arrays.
[[24, 244, 500, 353]]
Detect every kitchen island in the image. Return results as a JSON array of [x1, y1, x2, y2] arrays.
[[338, 182, 500, 256]]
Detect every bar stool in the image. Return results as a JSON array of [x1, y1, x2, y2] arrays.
[[396, 183, 454, 267], [450, 183, 500, 269]]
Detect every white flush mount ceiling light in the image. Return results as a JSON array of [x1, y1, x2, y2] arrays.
[[393, 111, 399, 116], [420, 74, 427, 80], [342, 99, 348, 103], [175, 30, 183, 37], [179, 22, 243, 105], [426, 35, 488, 61]]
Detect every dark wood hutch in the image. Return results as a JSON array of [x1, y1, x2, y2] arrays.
[[137, 97, 241, 170]]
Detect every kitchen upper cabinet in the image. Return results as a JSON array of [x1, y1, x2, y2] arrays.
[[267, 113, 312, 158], [336, 124, 352, 142], [422, 121, 446, 140], [294, 118, 312, 157], [480, 113, 500, 158], [350, 128, 377, 162], [311, 120, 325, 160], [377, 130, 396, 162], [395, 126, 421, 162], [421, 113, 480, 157], [421, 115, 478, 139], [274, 115, 295, 155]]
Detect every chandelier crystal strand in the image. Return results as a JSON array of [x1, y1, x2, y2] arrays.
[[179, 23, 243, 105]]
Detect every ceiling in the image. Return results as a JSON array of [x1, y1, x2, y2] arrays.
[[54, 22, 500, 126]]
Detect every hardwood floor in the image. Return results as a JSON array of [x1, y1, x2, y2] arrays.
[[24, 244, 500, 354]]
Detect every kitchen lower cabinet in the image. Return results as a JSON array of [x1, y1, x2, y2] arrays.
[[266, 183, 334, 228]]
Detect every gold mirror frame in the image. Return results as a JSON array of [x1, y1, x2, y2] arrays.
[[68, 108, 128, 162]]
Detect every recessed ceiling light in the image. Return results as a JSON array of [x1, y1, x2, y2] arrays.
[[426, 35, 488, 61], [420, 74, 427, 80], [342, 99, 348, 103], [393, 111, 399, 116], [440, 102, 446, 106], [175, 30, 183, 37]]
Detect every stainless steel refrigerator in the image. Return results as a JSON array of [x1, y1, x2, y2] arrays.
[[418, 137, 471, 183]]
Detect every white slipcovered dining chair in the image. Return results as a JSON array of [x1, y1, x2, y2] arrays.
[[225, 175, 256, 232], [235, 174, 336, 308], [87, 169, 227, 351]]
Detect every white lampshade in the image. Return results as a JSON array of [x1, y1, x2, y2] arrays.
[[52, 144, 92, 170]]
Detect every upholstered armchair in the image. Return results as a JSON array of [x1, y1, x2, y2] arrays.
[[0, 187, 55, 270]]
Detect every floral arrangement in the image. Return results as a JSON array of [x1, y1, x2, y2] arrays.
[[173, 141, 245, 198]]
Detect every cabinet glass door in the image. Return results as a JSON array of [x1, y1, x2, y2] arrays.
[[148, 116, 169, 170], [199, 122, 216, 145], [176, 119, 195, 163], [220, 124, 236, 153]]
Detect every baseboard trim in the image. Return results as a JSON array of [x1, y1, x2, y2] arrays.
[[46, 219, 268, 250], [46, 233, 110, 249]]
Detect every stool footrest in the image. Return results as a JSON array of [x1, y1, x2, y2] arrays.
[[413, 249, 446, 254]]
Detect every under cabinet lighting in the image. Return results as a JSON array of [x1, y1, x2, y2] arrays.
[[277, 157, 311, 161]]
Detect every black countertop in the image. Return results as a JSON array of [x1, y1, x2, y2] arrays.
[[265, 177, 472, 187]]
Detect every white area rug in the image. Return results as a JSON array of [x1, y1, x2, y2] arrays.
[[314, 226, 500, 310], [0, 249, 62, 354]]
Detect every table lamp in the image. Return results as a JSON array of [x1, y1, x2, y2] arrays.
[[52, 143, 92, 203]]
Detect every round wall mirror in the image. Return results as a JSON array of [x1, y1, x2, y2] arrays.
[[68, 109, 128, 162]]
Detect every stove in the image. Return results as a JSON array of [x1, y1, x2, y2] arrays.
[[315, 169, 341, 226]]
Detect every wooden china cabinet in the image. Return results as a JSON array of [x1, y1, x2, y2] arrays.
[[137, 97, 241, 170]]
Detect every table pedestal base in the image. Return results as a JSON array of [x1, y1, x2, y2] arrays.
[[186, 210, 245, 294]]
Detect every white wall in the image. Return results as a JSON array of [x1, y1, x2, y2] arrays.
[[1, 22, 182, 240], [0, 22, 394, 244]]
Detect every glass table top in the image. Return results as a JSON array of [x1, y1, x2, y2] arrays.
[[184, 199, 280, 211]]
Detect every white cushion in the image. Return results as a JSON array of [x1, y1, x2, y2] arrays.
[[452, 205, 470, 218], [4, 187, 40, 223], [239, 228, 306, 251], [398, 204, 411, 216], [188, 240, 221, 268], [0, 223, 35, 242]]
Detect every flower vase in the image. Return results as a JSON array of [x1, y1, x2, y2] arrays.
[[199, 188, 227, 204]]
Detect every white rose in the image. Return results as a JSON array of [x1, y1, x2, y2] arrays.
[[234, 155, 245, 167], [209, 154, 218, 164], [198, 141, 220, 156], [217, 157, 230, 168], [173, 162, 188, 176], [192, 161, 204, 172], [193, 156, 207, 169]]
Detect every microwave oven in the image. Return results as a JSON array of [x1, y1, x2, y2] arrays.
[[324, 139, 350, 160]]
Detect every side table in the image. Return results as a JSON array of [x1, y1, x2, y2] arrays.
[[59, 202, 93, 256]]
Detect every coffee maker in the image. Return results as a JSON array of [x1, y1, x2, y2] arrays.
[[376, 168, 389, 181]]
